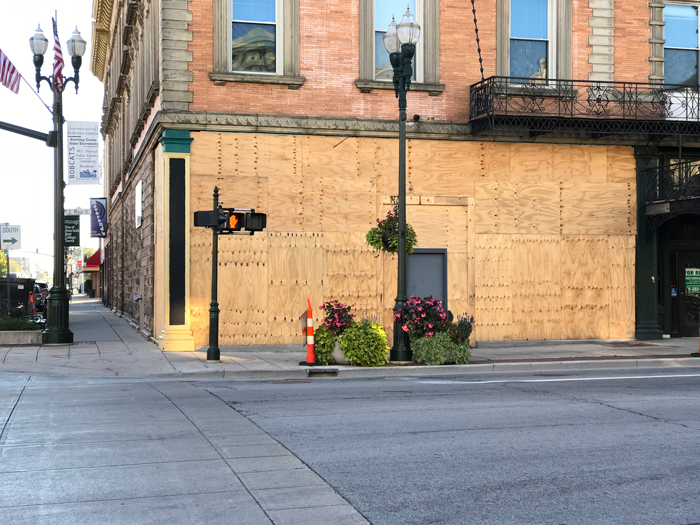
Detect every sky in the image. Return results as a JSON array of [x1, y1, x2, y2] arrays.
[[0, 0, 104, 273]]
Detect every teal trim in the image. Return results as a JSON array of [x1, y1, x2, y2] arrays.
[[159, 129, 193, 153]]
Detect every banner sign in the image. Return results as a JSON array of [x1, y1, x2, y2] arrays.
[[64, 215, 80, 247], [90, 198, 107, 238], [66, 121, 100, 185], [686, 268, 700, 294]]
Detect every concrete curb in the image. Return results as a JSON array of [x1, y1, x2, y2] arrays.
[[0, 330, 42, 345], [144, 357, 700, 380]]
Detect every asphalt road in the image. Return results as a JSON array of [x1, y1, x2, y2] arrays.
[[202, 368, 700, 525]]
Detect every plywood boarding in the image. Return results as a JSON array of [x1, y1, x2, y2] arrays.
[[511, 235, 562, 340], [375, 138, 399, 197], [323, 232, 378, 321], [481, 142, 511, 181], [510, 144, 554, 182], [606, 146, 637, 182], [448, 251, 470, 321], [516, 183, 560, 234], [217, 234, 269, 345], [552, 145, 607, 183], [381, 252, 398, 342], [190, 132, 222, 176], [560, 182, 634, 235], [475, 234, 513, 341], [259, 134, 305, 232], [608, 235, 636, 339], [408, 205, 467, 250], [189, 228, 214, 346], [474, 182, 518, 234], [267, 232, 323, 344], [407, 140, 482, 195], [560, 235, 610, 339]]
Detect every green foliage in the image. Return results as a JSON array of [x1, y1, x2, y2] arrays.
[[365, 205, 417, 255], [339, 319, 389, 367], [0, 317, 42, 331], [313, 325, 337, 366], [412, 331, 471, 366], [0, 254, 6, 278]]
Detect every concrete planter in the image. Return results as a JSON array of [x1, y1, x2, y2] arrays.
[[0, 330, 42, 345], [331, 340, 346, 365]]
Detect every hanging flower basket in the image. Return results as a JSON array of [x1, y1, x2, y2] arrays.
[[366, 204, 417, 255]]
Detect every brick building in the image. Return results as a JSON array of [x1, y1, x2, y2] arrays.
[[90, 0, 700, 351]]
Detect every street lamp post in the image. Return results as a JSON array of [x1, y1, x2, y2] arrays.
[[30, 24, 86, 344], [383, 8, 420, 362]]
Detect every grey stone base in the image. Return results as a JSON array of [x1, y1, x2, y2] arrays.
[[0, 330, 42, 345]]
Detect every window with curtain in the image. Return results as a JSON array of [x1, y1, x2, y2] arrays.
[[374, 0, 416, 80], [231, 0, 278, 73], [664, 4, 699, 86], [510, 0, 549, 80]]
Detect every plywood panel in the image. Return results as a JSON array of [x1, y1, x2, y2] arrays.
[[552, 145, 607, 183], [475, 182, 518, 234], [408, 205, 467, 250], [515, 183, 560, 234], [511, 235, 562, 340], [561, 182, 634, 235], [267, 232, 324, 344], [191, 175, 268, 217], [510, 144, 554, 182], [448, 251, 469, 321], [217, 233, 269, 345], [408, 140, 482, 195], [382, 252, 398, 342], [323, 232, 378, 321], [560, 235, 610, 339], [189, 227, 214, 346], [606, 146, 637, 182], [475, 234, 513, 341], [608, 235, 636, 339], [376, 138, 399, 196], [481, 142, 511, 181], [260, 134, 304, 232], [190, 132, 222, 176]]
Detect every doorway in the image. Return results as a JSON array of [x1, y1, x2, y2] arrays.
[[406, 249, 448, 311]]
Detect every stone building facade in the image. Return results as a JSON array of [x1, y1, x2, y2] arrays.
[[91, 0, 700, 349]]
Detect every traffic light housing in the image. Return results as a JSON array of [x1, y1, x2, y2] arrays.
[[194, 209, 228, 229], [245, 212, 267, 232], [195, 207, 267, 233], [227, 212, 245, 231]]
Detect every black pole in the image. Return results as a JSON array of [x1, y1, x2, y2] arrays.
[[390, 42, 415, 363], [5, 250, 10, 315], [207, 187, 220, 361]]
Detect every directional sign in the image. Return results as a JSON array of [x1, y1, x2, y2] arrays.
[[64, 216, 80, 247], [0, 224, 21, 250]]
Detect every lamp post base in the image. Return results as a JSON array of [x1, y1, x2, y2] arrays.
[[42, 286, 73, 344]]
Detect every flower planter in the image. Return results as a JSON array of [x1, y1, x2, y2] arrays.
[[331, 340, 346, 365]]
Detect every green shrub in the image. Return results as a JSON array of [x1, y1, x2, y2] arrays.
[[313, 325, 337, 365], [339, 319, 389, 367], [412, 332, 471, 366], [0, 317, 42, 331], [84, 279, 93, 293], [449, 342, 471, 365]]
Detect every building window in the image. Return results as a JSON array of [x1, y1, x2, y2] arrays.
[[374, 0, 418, 81], [231, 0, 280, 74], [357, 0, 443, 94], [496, 0, 571, 80], [664, 4, 699, 86], [211, 0, 303, 86], [510, 0, 550, 80]]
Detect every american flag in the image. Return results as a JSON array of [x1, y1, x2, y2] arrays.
[[52, 18, 64, 93], [0, 49, 20, 94]]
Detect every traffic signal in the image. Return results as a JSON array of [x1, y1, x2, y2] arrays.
[[245, 212, 267, 232], [194, 209, 228, 229], [227, 213, 245, 231]]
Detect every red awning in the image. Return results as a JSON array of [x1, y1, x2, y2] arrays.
[[84, 249, 101, 269]]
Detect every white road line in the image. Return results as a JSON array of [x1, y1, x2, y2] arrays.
[[417, 373, 700, 385]]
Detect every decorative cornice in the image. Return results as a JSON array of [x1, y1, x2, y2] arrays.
[[90, 0, 115, 81]]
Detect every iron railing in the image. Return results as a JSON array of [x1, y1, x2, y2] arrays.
[[645, 159, 700, 204], [469, 76, 700, 137]]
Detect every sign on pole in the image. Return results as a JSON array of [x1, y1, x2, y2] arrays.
[[0, 224, 21, 250], [90, 198, 107, 238], [64, 216, 80, 247], [66, 121, 100, 185], [64, 207, 91, 216]]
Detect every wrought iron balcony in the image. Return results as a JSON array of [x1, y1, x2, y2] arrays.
[[469, 76, 700, 137], [645, 159, 700, 233]]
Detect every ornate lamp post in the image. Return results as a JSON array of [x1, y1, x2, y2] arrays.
[[30, 24, 86, 344], [383, 8, 420, 362]]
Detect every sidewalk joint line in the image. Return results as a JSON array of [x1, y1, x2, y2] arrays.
[[0, 386, 26, 444]]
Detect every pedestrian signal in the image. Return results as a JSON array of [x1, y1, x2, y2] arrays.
[[227, 213, 245, 231]]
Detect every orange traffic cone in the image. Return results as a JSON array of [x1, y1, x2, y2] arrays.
[[305, 299, 316, 365], [29, 291, 36, 315]]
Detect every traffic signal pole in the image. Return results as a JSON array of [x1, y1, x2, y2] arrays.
[[207, 187, 221, 362]]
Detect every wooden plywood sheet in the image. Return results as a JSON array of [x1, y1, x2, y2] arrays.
[[475, 182, 517, 234], [560, 235, 610, 339], [217, 233, 269, 345], [475, 234, 513, 341], [408, 205, 467, 251], [608, 235, 636, 339], [447, 251, 469, 320], [189, 228, 213, 346], [267, 232, 324, 344], [191, 175, 268, 217], [515, 183, 560, 234], [510, 144, 554, 182], [381, 252, 398, 342], [323, 232, 378, 321], [190, 132, 221, 176], [606, 146, 637, 182], [552, 145, 606, 183], [408, 140, 482, 195], [561, 182, 634, 235], [511, 235, 562, 340], [264, 135, 305, 232], [375, 138, 399, 196], [481, 142, 511, 181]]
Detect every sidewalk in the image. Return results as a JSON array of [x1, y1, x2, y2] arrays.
[[1, 295, 699, 379]]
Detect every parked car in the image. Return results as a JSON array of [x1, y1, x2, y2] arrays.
[[35, 281, 49, 301]]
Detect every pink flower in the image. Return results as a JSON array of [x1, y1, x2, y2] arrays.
[[402, 325, 408, 332], [428, 323, 433, 328], [421, 313, 426, 318], [428, 332, 434, 338]]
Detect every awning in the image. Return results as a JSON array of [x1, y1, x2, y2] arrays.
[[80, 249, 101, 273]]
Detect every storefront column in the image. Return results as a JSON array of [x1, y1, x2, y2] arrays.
[[157, 130, 195, 351]]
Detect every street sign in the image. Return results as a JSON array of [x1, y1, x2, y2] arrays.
[[0, 224, 21, 250], [64, 216, 80, 247], [64, 207, 91, 216]]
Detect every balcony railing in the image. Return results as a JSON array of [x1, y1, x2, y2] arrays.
[[645, 160, 700, 204], [469, 76, 700, 137]]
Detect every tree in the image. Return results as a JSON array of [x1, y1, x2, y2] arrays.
[[0, 253, 6, 278], [83, 248, 96, 263]]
